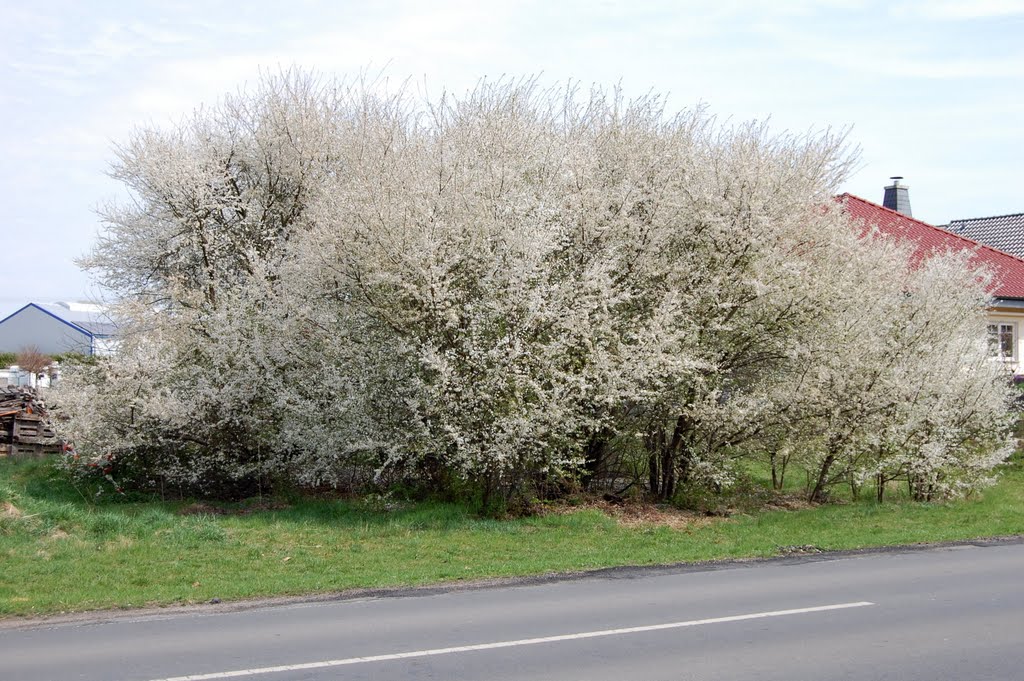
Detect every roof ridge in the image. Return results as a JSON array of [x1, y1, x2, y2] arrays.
[[840, 193, 1024, 266], [948, 212, 1024, 224], [839, 193, 942, 229]]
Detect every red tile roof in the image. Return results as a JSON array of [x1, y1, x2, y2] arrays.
[[840, 194, 1024, 300]]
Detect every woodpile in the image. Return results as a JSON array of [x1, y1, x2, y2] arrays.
[[0, 387, 61, 458]]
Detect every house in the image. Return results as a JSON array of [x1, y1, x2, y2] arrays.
[[0, 302, 117, 357], [841, 183, 1024, 374], [944, 212, 1024, 260]]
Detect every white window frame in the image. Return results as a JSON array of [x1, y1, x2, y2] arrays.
[[988, 321, 1017, 362]]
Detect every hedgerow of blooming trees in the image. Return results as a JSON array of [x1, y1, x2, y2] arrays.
[[55, 71, 1015, 507]]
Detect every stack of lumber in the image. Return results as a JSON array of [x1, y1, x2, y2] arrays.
[[0, 387, 61, 457]]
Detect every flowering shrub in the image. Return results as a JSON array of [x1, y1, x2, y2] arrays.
[[55, 71, 1014, 506]]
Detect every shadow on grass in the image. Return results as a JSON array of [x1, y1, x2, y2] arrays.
[[6, 454, 1023, 541], [0, 457, 494, 536]]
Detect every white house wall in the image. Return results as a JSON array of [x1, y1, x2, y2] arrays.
[[0, 306, 93, 355]]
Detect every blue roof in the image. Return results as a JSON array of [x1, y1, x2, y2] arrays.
[[0, 303, 118, 338]]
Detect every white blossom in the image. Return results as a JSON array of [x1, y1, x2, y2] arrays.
[[55, 71, 1013, 505]]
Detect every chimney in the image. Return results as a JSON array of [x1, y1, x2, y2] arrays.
[[883, 176, 912, 216]]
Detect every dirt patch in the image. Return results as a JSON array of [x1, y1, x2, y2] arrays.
[[605, 503, 716, 531], [538, 488, 826, 528], [761, 494, 817, 512], [543, 497, 717, 531], [1, 502, 22, 519]]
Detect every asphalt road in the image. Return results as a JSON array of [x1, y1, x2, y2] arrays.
[[3, 541, 1024, 680]]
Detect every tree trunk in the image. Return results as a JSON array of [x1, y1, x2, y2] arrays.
[[660, 448, 675, 500], [648, 452, 660, 497], [809, 454, 835, 503], [668, 414, 690, 485], [581, 435, 608, 491], [480, 469, 495, 514], [646, 428, 664, 498], [645, 419, 691, 501]]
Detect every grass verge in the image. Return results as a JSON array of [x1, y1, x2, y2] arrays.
[[2, 457, 1023, 618]]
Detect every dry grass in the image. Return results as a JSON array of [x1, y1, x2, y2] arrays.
[[540, 497, 718, 531]]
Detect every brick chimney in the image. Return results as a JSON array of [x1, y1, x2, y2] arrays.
[[883, 176, 912, 216]]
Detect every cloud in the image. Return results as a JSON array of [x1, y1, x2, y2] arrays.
[[749, 13, 1024, 80], [901, 0, 1024, 19], [95, 0, 524, 127], [2, 0, 1023, 299]]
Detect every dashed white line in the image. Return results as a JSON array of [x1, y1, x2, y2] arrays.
[[144, 601, 874, 681]]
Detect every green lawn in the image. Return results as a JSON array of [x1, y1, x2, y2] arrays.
[[2, 457, 1023, 618]]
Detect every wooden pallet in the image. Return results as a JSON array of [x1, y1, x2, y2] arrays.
[[0, 387, 61, 458], [2, 442, 60, 458]]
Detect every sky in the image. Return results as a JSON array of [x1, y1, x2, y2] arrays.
[[2, 0, 1023, 317]]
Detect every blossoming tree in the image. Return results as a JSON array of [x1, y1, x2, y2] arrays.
[[57, 71, 1014, 506]]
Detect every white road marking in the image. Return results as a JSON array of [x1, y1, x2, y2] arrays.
[[144, 601, 874, 681]]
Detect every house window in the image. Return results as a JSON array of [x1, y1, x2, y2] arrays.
[[988, 322, 1016, 361]]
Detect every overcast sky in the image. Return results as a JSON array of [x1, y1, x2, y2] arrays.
[[2, 0, 1022, 316]]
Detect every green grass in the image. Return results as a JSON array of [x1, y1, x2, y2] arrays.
[[2, 457, 1023, 618]]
